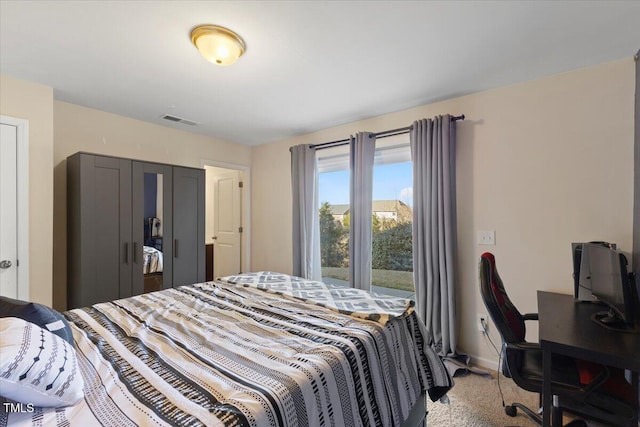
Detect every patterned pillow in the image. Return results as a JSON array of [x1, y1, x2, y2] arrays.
[[0, 317, 84, 407], [0, 296, 74, 346]]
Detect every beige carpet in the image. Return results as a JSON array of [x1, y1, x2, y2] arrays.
[[425, 371, 608, 427]]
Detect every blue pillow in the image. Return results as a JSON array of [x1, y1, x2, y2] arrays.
[[0, 296, 74, 346]]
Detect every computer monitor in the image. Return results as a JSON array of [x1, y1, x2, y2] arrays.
[[571, 242, 615, 301], [583, 243, 636, 329]]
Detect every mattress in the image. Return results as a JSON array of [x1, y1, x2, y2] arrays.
[[1, 275, 451, 426]]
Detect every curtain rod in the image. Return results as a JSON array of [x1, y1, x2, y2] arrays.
[[310, 114, 465, 151]]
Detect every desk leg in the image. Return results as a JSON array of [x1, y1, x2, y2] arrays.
[[542, 346, 552, 427]]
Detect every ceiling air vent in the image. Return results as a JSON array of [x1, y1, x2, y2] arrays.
[[161, 114, 198, 126]]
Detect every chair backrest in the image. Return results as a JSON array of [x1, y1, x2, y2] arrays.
[[479, 252, 526, 344]]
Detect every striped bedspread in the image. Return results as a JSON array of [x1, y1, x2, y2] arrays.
[[220, 272, 413, 325], [143, 245, 163, 274], [2, 279, 451, 427]]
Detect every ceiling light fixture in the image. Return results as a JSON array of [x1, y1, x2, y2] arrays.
[[190, 25, 246, 66]]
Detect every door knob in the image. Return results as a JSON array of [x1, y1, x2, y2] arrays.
[[0, 260, 12, 269], [212, 236, 218, 240]]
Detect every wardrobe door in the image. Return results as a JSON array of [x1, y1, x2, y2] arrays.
[[172, 167, 205, 286], [132, 162, 173, 295], [67, 154, 132, 309]]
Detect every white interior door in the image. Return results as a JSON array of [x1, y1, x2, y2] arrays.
[[0, 123, 18, 298], [213, 171, 241, 277]]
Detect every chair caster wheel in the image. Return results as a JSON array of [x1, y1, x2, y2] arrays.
[[505, 405, 517, 417]]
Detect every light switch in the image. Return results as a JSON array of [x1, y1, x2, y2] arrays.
[[478, 230, 496, 245]]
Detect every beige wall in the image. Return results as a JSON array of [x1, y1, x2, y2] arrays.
[[2, 57, 634, 367], [53, 101, 251, 310], [250, 58, 635, 368], [53, 101, 251, 309], [1, 75, 252, 311], [0, 75, 54, 306], [0, 75, 251, 310]]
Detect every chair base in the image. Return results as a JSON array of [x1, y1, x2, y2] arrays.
[[505, 402, 587, 427], [505, 402, 541, 424]]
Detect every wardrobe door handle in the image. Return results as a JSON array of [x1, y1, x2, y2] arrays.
[[174, 239, 178, 258]]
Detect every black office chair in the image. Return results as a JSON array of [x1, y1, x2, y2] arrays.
[[479, 252, 638, 427]]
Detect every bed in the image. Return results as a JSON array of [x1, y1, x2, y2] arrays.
[[0, 272, 452, 427], [143, 245, 163, 293]]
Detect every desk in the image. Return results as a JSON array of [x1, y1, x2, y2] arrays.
[[537, 291, 640, 427]]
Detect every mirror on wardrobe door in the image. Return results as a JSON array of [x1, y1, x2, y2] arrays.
[[143, 172, 164, 293]]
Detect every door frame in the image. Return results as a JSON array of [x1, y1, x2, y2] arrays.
[[200, 159, 250, 273], [1, 115, 29, 300]]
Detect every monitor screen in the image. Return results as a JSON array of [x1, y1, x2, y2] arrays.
[[583, 243, 631, 323]]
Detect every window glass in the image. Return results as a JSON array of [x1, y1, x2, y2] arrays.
[[317, 136, 414, 300], [318, 145, 350, 287], [371, 158, 414, 300], [371, 135, 413, 299]]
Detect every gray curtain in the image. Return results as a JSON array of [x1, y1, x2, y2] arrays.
[[633, 49, 639, 277], [291, 144, 322, 281], [349, 132, 376, 291], [410, 115, 458, 356]]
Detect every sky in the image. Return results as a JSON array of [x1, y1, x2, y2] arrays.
[[318, 161, 413, 207]]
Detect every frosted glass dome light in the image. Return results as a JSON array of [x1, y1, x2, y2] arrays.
[[191, 25, 246, 66]]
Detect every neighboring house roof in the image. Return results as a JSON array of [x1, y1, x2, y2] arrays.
[[372, 200, 407, 212], [373, 200, 413, 222], [328, 200, 412, 221], [330, 204, 350, 216]]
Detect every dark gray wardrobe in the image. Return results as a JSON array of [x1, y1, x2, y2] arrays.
[[67, 152, 205, 309]]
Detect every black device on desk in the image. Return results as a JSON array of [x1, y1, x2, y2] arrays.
[[572, 241, 615, 302], [582, 243, 640, 333]]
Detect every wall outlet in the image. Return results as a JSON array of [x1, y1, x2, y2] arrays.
[[477, 230, 496, 245], [478, 314, 488, 332]]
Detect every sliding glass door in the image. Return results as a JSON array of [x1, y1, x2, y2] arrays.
[[317, 136, 415, 299]]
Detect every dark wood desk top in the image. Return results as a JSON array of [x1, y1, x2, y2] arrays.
[[537, 291, 640, 372]]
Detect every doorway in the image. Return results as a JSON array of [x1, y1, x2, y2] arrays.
[[203, 163, 249, 279], [0, 115, 29, 300]]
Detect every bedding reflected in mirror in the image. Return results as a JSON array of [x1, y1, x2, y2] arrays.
[[143, 173, 164, 292]]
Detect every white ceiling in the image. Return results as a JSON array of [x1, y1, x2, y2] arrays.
[[1, 1, 639, 146]]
